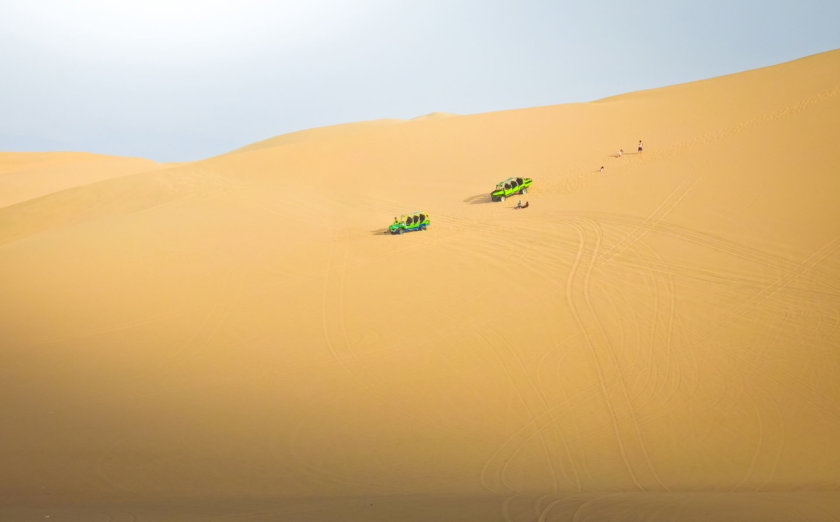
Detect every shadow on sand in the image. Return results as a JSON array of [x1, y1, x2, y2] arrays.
[[464, 194, 494, 205]]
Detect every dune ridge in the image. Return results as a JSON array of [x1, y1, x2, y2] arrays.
[[0, 151, 175, 209], [1, 49, 839, 520]]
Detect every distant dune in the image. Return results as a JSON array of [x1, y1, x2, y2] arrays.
[[411, 111, 460, 120], [229, 118, 404, 154], [0, 151, 173, 208], [1, 49, 839, 521]]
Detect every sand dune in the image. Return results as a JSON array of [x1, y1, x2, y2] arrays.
[[1, 49, 840, 520], [412, 112, 460, 120], [0, 151, 174, 208]]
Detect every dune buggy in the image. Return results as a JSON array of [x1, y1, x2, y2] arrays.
[[388, 211, 430, 234], [491, 177, 532, 202]]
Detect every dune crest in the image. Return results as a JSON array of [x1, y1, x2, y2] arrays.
[[411, 111, 460, 120], [0, 151, 170, 208]]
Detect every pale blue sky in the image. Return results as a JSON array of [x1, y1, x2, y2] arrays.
[[1, 0, 838, 161]]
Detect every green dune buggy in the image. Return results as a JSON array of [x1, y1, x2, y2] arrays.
[[491, 177, 532, 202], [388, 211, 430, 234]]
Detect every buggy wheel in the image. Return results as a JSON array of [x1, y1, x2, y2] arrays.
[[398, 228, 404, 235], [499, 195, 505, 202], [520, 188, 527, 195]]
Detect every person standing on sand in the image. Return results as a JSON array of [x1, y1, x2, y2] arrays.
[[619, 148, 623, 158], [638, 140, 643, 153], [600, 166, 605, 172]]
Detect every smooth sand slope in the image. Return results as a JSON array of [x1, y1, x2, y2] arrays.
[[0, 151, 174, 208], [2, 49, 840, 521]]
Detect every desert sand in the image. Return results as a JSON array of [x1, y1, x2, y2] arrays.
[[1, 49, 839, 521], [0, 151, 174, 208]]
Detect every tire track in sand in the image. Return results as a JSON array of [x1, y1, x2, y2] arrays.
[[485, 328, 578, 497], [570, 219, 670, 492], [280, 228, 392, 494], [290, 225, 443, 495], [321, 228, 354, 368], [477, 330, 559, 497], [729, 237, 840, 319], [595, 175, 698, 268], [581, 218, 669, 492], [295, 228, 399, 491], [564, 220, 643, 491], [475, 228, 587, 499]]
